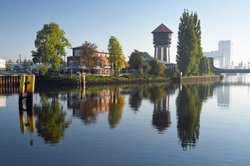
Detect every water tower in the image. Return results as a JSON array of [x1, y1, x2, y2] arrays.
[[152, 24, 173, 64]]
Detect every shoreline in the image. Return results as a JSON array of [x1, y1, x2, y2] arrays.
[[171, 75, 222, 84], [35, 75, 222, 87]]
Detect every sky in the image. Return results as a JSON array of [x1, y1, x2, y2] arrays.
[[1, 0, 250, 64]]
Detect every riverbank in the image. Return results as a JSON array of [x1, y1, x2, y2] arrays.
[[35, 74, 223, 87], [35, 75, 169, 87], [171, 75, 223, 84]]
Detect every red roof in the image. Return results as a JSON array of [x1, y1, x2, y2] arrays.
[[152, 24, 173, 33]]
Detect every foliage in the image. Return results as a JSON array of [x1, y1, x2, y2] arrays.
[[31, 22, 71, 71], [5, 59, 13, 70], [199, 57, 211, 75], [108, 36, 128, 75], [149, 58, 165, 76], [22, 58, 33, 70], [39, 65, 49, 75], [82, 41, 98, 70], [128, 50, 144, 69], [177, 10, 209, 76]]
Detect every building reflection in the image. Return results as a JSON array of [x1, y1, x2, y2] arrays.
[[217, 85, 230, 108], [67, 87, 124, 128], [176, 84, 212, 150], [127, 84, 177, 134], [0, 96, 6, 108], [152, 95, 171, 134]]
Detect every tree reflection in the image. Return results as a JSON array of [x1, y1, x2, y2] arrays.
[[35, 94, 71, 144], [108, 88, 124, 129], [128, 87, 142, 113], [176, 84, 211, 150]]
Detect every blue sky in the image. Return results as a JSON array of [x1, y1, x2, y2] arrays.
[[1, 0, 250, 64]]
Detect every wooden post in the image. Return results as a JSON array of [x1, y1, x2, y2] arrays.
[[19, 75, 26, 97], [27, 74, 35, 95]]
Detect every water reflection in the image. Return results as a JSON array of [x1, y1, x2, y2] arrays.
[[152, 95, 170, 133], [67, 87, 125, 128], [108, 88, 124, 129], [15, 82, 224, 149], [128, 87, 142, 113], [34, 94, 71, 144], [217, 85, 230, 108], [127, 84, 177, 133], [18, 98, 35, 146], [0, 96, 6, 108], [176, 84, 212, 150]]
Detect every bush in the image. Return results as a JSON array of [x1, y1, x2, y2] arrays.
[[39, 65, 49, 75]]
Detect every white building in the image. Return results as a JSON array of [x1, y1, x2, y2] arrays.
[[0, 59, 6, 71], [204, 40, 232, 69]]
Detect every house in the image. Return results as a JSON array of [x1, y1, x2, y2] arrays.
[[67, 46, 111, 75]]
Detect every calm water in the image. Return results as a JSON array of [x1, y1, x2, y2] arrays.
[[0, 74, 250, 166]]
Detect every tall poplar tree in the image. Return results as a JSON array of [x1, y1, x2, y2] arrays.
[[177, 10, 209, 76]]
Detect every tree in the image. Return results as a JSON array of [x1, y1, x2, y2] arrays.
[[82, 41, 98, 71], [199, 57, 211, 75], [31, 22, 71, 72], [176, 10, 208, 76], [149, 58, 165, 76], [22, 58, 33, 70], [128, 50, 144, 70], [108, 36, 128, 75], [6, 59, 13, 70]]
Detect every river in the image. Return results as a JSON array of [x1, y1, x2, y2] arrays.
[[0, 74, 250, 166]]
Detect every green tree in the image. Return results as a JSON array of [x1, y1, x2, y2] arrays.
[[31, 22, 71, 72], [149, 58, 165, 76], [22, 58, 33, 70], [199, 57, 211, 75], [6, 59, 13, 70], [108, 36, 128, 75], [82, 41, 98, 71], [177, 10, 208, 76], [193, 12, 203, 74], [39, 65, 49, 75], [128, 50, 144, 70]]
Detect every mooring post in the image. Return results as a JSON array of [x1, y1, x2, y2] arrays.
[[19, 75, 26, 98]]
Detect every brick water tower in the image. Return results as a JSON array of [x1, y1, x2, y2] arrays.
[[152, 24, 173, 64]]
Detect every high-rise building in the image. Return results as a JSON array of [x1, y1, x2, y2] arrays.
[[218, 40, 232, 69], [204, 40, 232, 69], [152, 24, 173, 64]]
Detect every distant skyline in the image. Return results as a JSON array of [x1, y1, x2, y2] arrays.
[[1, 0, 250, 64]]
